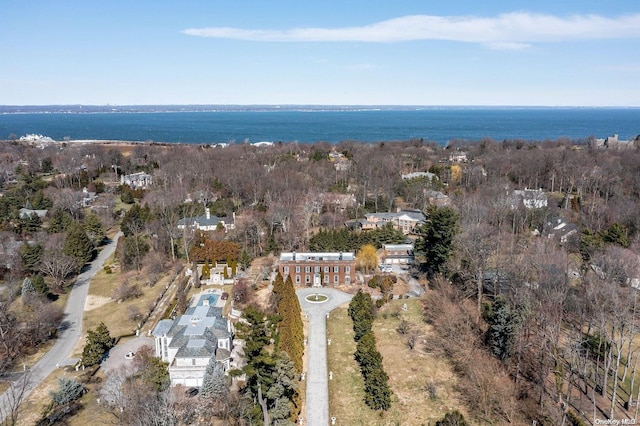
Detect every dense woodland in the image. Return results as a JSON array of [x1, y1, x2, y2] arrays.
[[1, 135, 640, 424]]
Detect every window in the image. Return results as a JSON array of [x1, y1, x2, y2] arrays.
[[314, 266, 320, 273], [324, 274, 329, 283], [283, 266, 289, 274], [345, 266, 350, 273], [334, 275, 338, 283], [305, 266, 311, 273], [305, 275, 310, 283], [324, 266, 329, 273], [296, 275, 300, 284], [295, 266, 300, 273], [345, 276, 351, 284], [333, 266, 339, 273]]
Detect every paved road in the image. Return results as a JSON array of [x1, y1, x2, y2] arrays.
[[0, 232, 122, 423], [297, 287, 353, 426]]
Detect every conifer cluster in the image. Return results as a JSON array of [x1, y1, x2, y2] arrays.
[[348, 290, 393, 411], [272, 273, 304, 373]]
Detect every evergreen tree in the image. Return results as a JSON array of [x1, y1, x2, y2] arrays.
[[435, 410, 468, 426], [50, 377, 86, 406], [120, 189, 135, 204], [141, 357, 170, 392], [266, 232, 279, 254], [266, 352, 300, 423], [415, 206, 459, 276], [31, 274, 48, 295], [81, 322, 115, 367], [201, 260, 211, 280], [83, 212, 106, 246], [19, 213, 42, 234], [200, 357, 229, 399], [21, 277, 35, 299], [47, 208, 73, 233], [348, 291, 374, 341], [63, 222, 94, 266], [120, 204, 150, 237], [487, 297, 524, 361], [239, 249, 252, 270], [275, 275, 304, 373], [21, 243, 43, 273], [363, 366, 392, 411]]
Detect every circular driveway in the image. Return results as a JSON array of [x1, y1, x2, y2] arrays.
[[102, 336, 155, 373], [297, 287, 353, 426]]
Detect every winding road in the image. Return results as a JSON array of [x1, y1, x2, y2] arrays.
[[0, 232, 122, 423]]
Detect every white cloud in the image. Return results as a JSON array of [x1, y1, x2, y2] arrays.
[[182, 12, 640, 47]]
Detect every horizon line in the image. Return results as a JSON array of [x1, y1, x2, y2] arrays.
[[1, 104, 639, 109]]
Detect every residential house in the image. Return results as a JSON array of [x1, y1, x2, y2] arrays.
[[359, 209, 426, 234], [278, 252, 356, 286], [545, 218, 578, 245], [592, 134, 636, 149], [510, 188, 548, 209], [382, 243, 414, 265], [152, 301, 234, 387], [80, 187, 97, 207], [18, 207, 48, 219], [401, 171, 437, 181], [448, 152, 468, 163], [424, 190, 451, 207], [320, 192, 357, 212], [121, 171, 153, 189], [177, 208, 235, 233]]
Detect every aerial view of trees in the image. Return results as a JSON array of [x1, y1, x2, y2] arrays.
[[3, 133, 640, 424]]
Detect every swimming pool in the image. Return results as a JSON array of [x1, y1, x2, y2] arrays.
[[196, 293, 220, 307]]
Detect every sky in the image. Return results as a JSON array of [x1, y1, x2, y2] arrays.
[[1, 0, 639, 106]]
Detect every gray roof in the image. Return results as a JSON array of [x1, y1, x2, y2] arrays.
[[152, 319, 174, 337], [177, 214, 234, 228], [279, 252, 355, 262], [365, 210, 426, 222], [153, 305, 232, 359], [19, 208, 48, 219]]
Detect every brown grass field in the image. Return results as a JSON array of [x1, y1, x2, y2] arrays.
[[327, 297, 470, 426]]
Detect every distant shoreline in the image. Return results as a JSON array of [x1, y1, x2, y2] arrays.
[[1, 105, 639, 115]]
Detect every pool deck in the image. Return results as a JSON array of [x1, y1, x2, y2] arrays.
[[191, 288, 227, 308]]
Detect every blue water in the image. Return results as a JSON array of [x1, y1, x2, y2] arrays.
[[196, 294, 219, 307], [0, 107, 638, 145]]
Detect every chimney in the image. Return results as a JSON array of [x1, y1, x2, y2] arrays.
[[205, 207, 210, 220]]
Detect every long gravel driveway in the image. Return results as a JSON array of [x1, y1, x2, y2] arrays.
[[297, 287, 353, 426], [0, 232, 122, 423]]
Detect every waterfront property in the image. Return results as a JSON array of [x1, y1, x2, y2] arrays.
[[278, 252, 356, 287]]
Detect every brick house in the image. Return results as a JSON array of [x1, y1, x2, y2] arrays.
[[278, 252, 356, 287]]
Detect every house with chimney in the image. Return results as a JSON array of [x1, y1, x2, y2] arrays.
[[151, 293, 234, 387], [278, 252, 356, 286], [121, 171, 153, 189], [177, 208, 235, 232]]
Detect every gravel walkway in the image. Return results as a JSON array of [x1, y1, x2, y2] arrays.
[[297, 287, 353, 426]]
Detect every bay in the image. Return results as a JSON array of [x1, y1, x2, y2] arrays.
[[0, 107, 638, 145]]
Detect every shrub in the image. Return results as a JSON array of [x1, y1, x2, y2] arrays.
[[50, 377, 86, 406], [112, 280, 143, 302]]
